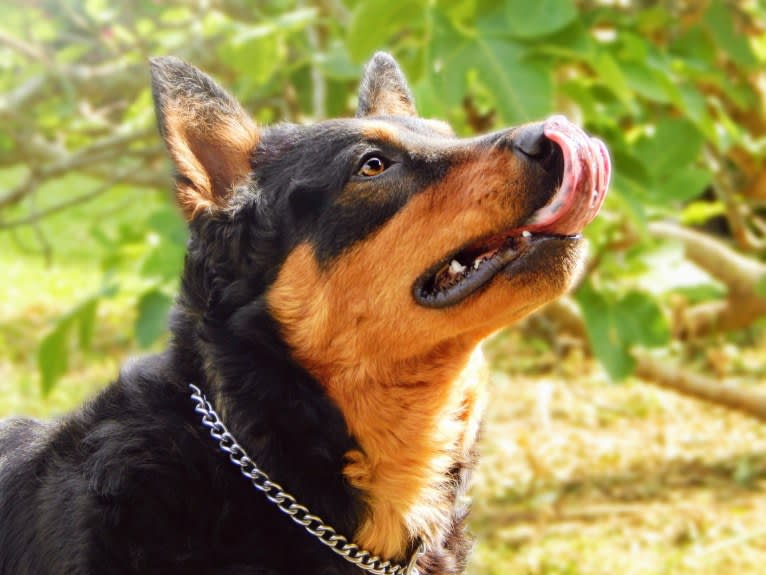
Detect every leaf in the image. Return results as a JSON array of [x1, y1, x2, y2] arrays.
[[429, 13, 553, 124], [35, 284, 118, 394], [653, 166, 712, 204], [615, 291, 670, 349], [756, 275, 766, 298], [576, 283, 634, 381], [38, 321, 71, 396], [504, 0, 577, 39], [675, 85, 717, 143], [576, 285, 670, 381], [140, 244, 185, 282], [703, 0, 758, 70], [621, 62, 671, 103], [474, 37, 554, 124], [141, 208, 187, 281], [319, 39, 360, 80], [592, 52, 631, 104], [347, 0, 425, 62], [76, 299, 99, 351], [273, 7, 318, 30], [218, 21, 284, 88], [147, 207, 188, 246], [635, 118, 704, 179], [680, 201, 726, 226], [535, 21, 594, 60], [134, 289, 173, 349]]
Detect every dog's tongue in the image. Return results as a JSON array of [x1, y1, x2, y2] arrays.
[[525, 115, 611, 236]]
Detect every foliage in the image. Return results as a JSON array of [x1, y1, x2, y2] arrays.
[[0, 0, 765, 390]]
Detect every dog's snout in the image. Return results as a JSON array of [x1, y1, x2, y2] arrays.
[[510, 124, 561, 174]]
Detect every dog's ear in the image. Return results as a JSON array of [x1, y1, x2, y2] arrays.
[[356, 52, 417, 118], [150, 57, 259, 219]]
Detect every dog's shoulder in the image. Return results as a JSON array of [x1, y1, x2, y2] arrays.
[[0, 417, 52, 476]]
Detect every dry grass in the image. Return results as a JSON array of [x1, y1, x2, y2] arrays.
[[469, 331, 766, 574]]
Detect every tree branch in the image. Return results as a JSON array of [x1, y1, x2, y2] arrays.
[[649, 221, 766, 336], [0, 179, 116, 229], [634, 352, 766, 423]]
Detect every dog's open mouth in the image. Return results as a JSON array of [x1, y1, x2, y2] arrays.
[[414, 116, 611, 309]]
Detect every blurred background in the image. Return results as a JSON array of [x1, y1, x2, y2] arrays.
[[1, 1, 766, 573]]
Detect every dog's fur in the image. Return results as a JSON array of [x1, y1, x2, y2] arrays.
[[0, 53, 601, 575]]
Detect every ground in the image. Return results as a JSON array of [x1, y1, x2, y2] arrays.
[[1, 253, 765, 575]]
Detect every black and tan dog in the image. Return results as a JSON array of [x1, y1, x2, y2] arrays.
[[0, 53, 609, 575]]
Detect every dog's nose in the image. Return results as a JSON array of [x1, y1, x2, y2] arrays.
[[513, 123, 553, 160], [512, 123, 556, 163]]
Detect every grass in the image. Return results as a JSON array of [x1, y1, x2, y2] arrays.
[[470, 332, 766, 574], [2, 241, 766, 574]]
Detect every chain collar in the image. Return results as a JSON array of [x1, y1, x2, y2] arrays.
[[189, 384, 426, 575]]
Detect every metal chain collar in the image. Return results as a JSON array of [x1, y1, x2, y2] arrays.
[[189, 384, 426, 575]]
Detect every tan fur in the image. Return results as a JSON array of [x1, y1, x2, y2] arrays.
[[365, 91, 417, 118], [268, 151, 582, 558], [162, 102, 259, 219]]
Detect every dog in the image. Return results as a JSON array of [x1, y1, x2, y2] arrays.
[[0, 53, 609, 575]]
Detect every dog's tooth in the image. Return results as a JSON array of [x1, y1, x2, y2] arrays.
[[449, 259, 466, 275], [521, 230, 532, 238]]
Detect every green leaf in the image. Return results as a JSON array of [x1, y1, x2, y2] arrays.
[[273, 7, 318, 30], [141, 208, 187, 281], [147, 207, 188, 246], [474, 37, 553, 123], [35, 284, 118, 394], [219, 23, 282, 87], [621, 62, 671, 103], [134, 289, 173, 349], [427, 9, 553, 123], [576, 285, 670, 381], [504, 0, 577, 39], [76, 299, 99, 351], [635, 118, 704, 179], [653, 166, 712, 204], [140, 244, 185, 282], [756, 275, 766, 298], [591, 52, 631, 104], [615, 292, 670, 349], [576, 283, 634, 381], [38, 321, 71, 396], [704, 0, 758, 70], [676, 84, 717, 142], [680, 201, 726, 226], [412, 77, 448, 120], [347, 0, 425, 62], [319, 39, 360, 80]]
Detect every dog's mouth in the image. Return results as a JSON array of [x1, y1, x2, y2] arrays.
[[414, 116, 611, 309]]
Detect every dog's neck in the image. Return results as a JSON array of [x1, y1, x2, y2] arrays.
[[296, 338, 488, 561], [170, 300, 366, 543], [174, 283, 487, 564]]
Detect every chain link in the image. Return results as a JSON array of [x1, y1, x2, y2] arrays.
[[189, 384, 425, 575]]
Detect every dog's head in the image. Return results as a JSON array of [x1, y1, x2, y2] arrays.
[[150, 53, 609, 379]]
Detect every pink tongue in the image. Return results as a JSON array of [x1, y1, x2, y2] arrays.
[[524, 116, 611, 236]]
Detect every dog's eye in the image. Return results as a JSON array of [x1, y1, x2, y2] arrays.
[[358, 156, 388, 177]]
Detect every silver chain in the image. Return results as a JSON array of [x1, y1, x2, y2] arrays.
[[189, 384, 425, 575]]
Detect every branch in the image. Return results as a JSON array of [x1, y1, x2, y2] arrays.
[[0, 130, 158, 211], [0, 177, 118, 229], [0, 29, 48, 62], [649, 221, 766, 336], [634, 352, 766, 423], [649, 221, 765, 287], [0, 76, 46, 117]]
